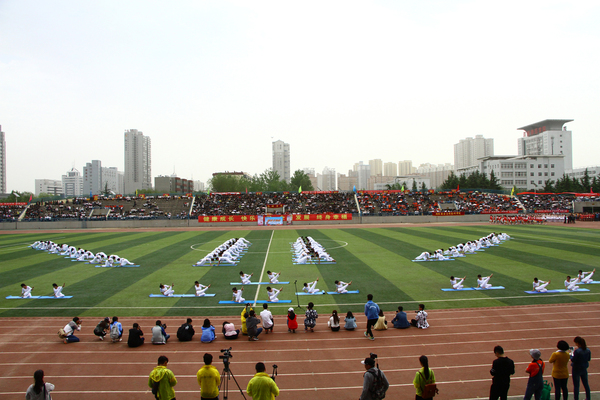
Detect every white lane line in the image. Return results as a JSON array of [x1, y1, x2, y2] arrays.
[[253, 230, 274, 305]]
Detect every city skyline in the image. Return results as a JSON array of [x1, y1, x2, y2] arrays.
[[1, 1, 599, 193]]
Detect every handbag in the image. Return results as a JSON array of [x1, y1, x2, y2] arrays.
[[57, 328, 67, 339]]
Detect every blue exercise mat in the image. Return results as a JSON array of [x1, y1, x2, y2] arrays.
[[326, 290, 360, 295], [148, 294, 216, 297], [5, 295, 73, 299], [229, 282, 290, 285], [95, 265, 140, 268], [295, 291, 325, 295], [195, 263, 237, 266], [218, 300, 292, 304], [525, 288, 590, 294], [292, 262, 336, 265], [580, 281, 600, 284], [412, 259, 455, 262], [442, 286, 505, 291]]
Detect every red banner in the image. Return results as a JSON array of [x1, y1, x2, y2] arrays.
[[0, 202, 27, 206], [480, 210, 519, 214], [534, 209, 570, 213], [432, 211, 465, 216], [197, 213, 353, 223]]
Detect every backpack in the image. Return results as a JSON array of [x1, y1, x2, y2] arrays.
[[367, 369, 388, 400], [109, 323, 120, 341], [541, 380, 552, 400], [419, 371, 439, 398], [151, 380, 160, 399]]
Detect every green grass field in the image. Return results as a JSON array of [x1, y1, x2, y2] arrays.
[[0, 224, 599, 318]]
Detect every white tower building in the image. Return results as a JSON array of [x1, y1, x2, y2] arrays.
[[124, 129, 152, 194], [517, 119, 573, 170], [272, 140, 290, 183]]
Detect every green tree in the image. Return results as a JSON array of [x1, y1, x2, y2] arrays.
[[290, 170, 314, 192], [420, 182, 428, 192], [411, 180, 418, 191], [208, 174, 245, 192], [580, 169, 591, 193], [488, 170, 501, 190], [441, 171, 460, 190], [543, 180, 555, 193], [384, 182, 403, 190], [6, 191, 34, 203]]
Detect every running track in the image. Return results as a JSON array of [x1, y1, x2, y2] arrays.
[[1, 302, 598, 399]]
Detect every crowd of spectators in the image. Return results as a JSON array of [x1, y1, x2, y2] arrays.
[[3, 191, 600, 222]]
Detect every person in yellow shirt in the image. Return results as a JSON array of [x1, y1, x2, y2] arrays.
[[148, 356, 177, 400], [548, 340, 570, 400], [241, 304, 253, 336], [246, 362, 279, 400], [197, 353, 221, 400]]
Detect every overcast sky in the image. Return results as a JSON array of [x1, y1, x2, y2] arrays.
[[1, 0, 599, 193]]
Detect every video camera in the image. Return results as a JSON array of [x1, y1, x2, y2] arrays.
[[219, 347, 233, 363]]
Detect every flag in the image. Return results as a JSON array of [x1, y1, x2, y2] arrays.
[[298, 186, 302, 193], [457, 184, 459, 191], [29, 195, 33, 203], [353, 185, 356, 193], [207, 189, 211, 196], [511, 187, 515, 197], [135, 189, 138, 196], [401, 185, 404, 191]]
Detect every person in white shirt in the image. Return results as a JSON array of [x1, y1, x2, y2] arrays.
[[52, 283, 66, 298], [450, 276, 465, 290], [303, 279, 320, 294], [239, 271, 253, 285], [564, 276, 580, 291], [267, 271, 280, 284], [415, 251, 430, 261], [477, 274, 493, 289], [159, 283, 175, 297], [194, 281, 210, 296], [21, 283, 34, 298], [119, 257, 135, 266], [260, 303, 274, 334], [532, 278, 550, 292], [578, 269, 595, 284], [266, 287, 282, 302], [232, 287, 245, 303], [334, 280, 352, 294]]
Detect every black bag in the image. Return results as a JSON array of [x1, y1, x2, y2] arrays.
[[367, 369, 388, 400], [151, 380, 160, 399]]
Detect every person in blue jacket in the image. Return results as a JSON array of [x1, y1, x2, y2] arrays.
[[391, 306, 411, 329], [364, 294, 380, 341], [201, 318, 216, 343]]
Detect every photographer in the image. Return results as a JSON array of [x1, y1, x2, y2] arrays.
[[152, 320, 170, 345], [197, 353, 220, 400], [360, 356, 389, 400], [247, 362, 279, 400]]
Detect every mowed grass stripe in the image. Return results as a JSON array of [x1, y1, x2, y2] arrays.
[[0, 232, 201, 317]]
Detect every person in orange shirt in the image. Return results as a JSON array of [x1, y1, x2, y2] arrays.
[[524, 349, 545, 400]]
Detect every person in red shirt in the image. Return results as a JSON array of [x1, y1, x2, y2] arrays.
[[524, 349, 545, 400]]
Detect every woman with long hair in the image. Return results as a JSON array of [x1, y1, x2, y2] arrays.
[[414, 355, 436, 400], [571, 336, 591, 400], [327, 310, 340, 331], [25, 370, 54, 400]]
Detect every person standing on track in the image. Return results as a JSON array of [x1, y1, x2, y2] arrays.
[[364, 294, 379, 341], [197, 353, 220, 400], [148, 355, 177, 400], [523, 349, 545, 400], [489, 345, 515, 400], [246, 362, 279, 400]]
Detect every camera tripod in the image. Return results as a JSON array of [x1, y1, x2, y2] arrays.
[[220, 360, 246, 400]]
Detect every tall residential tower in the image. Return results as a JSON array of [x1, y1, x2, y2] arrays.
[[0, 126, 6, 193], [124, 129, 152, 194], [454, 135, 494, 170], [272, 140, 290, 183]]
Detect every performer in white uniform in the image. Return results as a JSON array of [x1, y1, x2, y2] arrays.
[[239, 271, 253, 285], [52, 283, 66, 298], [159, 284, 175, 297], [578, 269, 596, 284], [266, 287, 282, 302], [415, 251, 430, 261], [334, 280, 352, 294], [450, 276, 465, 290], [532, 278, 550, 292], [303, 279, 320, 294], [564, 276, 580, 291], [194, 281, 210, 296], [119, 257, 135, 266], [21, 283, 34, 298], [477, 274, 493, 289], [232, 287, 245, 303], [267, 271, 280, 284]]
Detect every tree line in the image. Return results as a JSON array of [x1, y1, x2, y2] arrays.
[[208, 169, 314, 193]]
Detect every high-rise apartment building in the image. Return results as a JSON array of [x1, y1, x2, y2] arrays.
[[0, 126, 5, 193], [318, 167, 336, 191], [62, 168, 83, 197], [356, 162, 371, 190], [35, 179, 63, 196], [454, 135, 494, 170], [272, 140, 290, 183], [369, 159, 383, 177], [302, 168, 318, 191], [383, 162, 397, 177], [517, 119, 573, 170], [124, 129, 152, 194], [398, 160, 415, 176], [83, 160, 102, 196], [102, 167, 124, 195]]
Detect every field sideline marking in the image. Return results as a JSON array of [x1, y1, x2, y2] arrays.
[[2, 292, 598, 311]]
